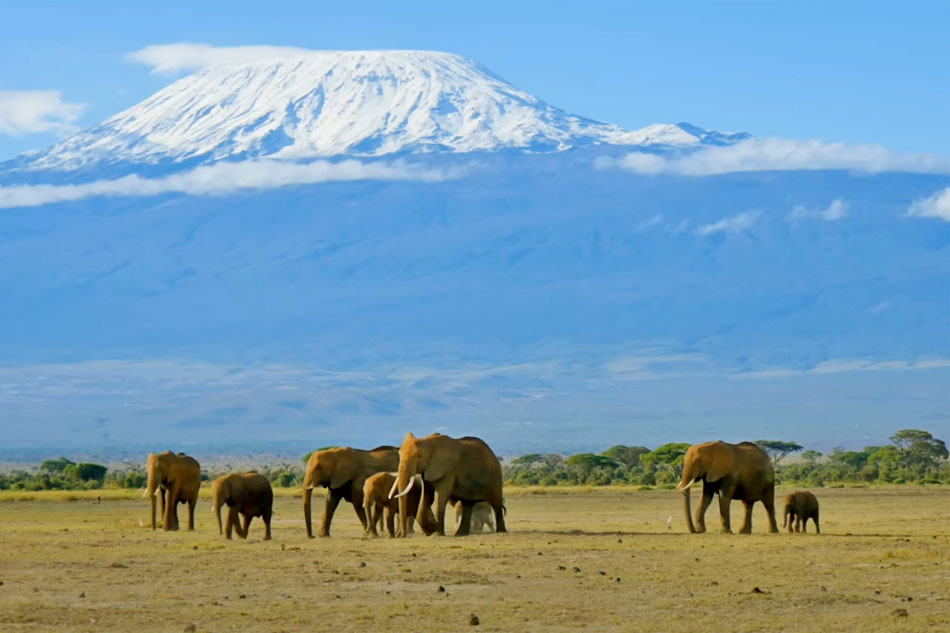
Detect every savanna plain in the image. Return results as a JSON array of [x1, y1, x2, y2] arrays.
[[1, 487, 948, 633]]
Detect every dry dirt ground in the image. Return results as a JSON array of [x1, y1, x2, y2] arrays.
[[1, 486, 948, 632]]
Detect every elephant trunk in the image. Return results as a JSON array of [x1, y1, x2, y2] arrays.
[[213, 485, 224, 535], [303, 486, 314, 538], [392, 456, 416, 537], [414, 476, 427, 528], [782, 505, 790, 529], [682, 485, 697, 533], [146, 470, 160, 530]]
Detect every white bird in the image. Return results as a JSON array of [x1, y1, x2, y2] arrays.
[[666, 517, 673, 530]]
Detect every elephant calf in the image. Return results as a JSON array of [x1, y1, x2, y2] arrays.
[[454, 500, 495, 532], [783, 491, 820, 534], [212, 472, 274, 540], [362, 472, 425, 537]]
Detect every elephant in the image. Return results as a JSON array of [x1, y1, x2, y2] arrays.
[[454, 500, 495, 532], [674, 441, 779, 534], [211, 471, 274, 540], [361, 472, 430, 538], [145, 451, 201, 531], [303, 445, 399, 537], [390, 432, 507, 537], [783, 491, 820, 534]]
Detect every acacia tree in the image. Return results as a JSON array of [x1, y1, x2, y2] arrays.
[[890, 429, 948, 466], [641, 443, 691, 467], [601, 445, 650, 467], [565, 454, 618, 481], [512, 453, 545, 466], [756, 440, 804, 465]]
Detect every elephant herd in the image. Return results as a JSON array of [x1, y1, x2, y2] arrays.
[[145, 437, 819, 540], [145, 432, 508, 539]]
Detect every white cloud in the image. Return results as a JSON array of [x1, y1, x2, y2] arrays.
[[128, 43, 318, 74], [787, 198, 849, 221], [869, 300, 892, 316], [0, 90, 85, 135], [0, 158, 457, 209], [695, 210, 760, 236], [742, 358, 950, 379], [906, 187, 950, 222], [636, 213, 663, 231], [602, 138, 950, 176]]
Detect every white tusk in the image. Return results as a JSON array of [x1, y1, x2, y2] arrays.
[[392, 474, 415, 499], [675, 479, 694, 493], [388, 478, 399, 500]]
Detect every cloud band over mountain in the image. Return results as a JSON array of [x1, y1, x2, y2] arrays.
[[599, 138, 950, 176], [0, 159, 456, 209]]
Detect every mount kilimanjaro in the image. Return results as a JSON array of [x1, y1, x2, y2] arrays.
[[0, 48, 946, 454], [6, 50, 747, 174]]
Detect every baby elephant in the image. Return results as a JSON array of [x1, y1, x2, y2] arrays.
[[362, 472, 423, 538], [783, 491, 820, 534], [454, 500, 495, 532], [212, 472, 273, 540]]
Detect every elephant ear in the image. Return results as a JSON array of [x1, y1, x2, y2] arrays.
[[703, 442, 737, 483], [329, 454, 357, 490], [422, 445, 452, 483]]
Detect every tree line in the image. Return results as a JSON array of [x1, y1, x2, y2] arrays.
[[1, 429, 946, 492], [502, 430, 949, 487]]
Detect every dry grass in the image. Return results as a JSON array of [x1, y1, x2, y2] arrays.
[[1, 486, 948, 632]]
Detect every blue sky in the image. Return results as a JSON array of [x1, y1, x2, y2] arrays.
[[1, 1, 948, 456], [1, 0, 948, 160]]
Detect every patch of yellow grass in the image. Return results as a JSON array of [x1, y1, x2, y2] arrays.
[[2, 487, 948, 633]]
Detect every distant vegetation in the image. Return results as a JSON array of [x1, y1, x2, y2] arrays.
[[503, 430, 949, 488], [1, 429, 946, 491]]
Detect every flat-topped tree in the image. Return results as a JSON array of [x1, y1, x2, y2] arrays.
[[890, 429, 948, 466], [755, 441, 804, 466]]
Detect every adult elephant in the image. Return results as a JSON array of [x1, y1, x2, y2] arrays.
[[303, 446, 398, 537], [674, 441, 779, 534], [145, 451, 201, 531], [212, 472, 274, 540], [390, 432, 507, 537]]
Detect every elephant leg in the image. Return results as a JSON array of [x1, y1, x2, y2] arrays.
[[494, 502, 507, 533], [813, 513, 820, 535], [187, 496, 196, 531], [761, 488, 779, 533], [165, 484, 181, 531], [385, 505, 396, 538], [262, 509, 272, 541], [433, 489, 451, 536], [455, 502, 474, 537], [242, 514, 253, 539], [320, 491, 342, 537], [695, 490, 715, 533], [717, 492, 733, 534], [739, 500, 754, 534], [366, 503, 379, 538], [352, 499, 369, 532], [226, 506, 241, 539]]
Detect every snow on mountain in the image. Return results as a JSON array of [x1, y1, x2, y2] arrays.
[[17, 50, 746, 171]]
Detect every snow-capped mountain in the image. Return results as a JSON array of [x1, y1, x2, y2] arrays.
[[15, 50, 746, 171]]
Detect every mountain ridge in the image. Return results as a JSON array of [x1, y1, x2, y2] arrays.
[[6, 49, 748, 173]]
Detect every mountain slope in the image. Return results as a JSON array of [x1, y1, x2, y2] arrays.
[[12, 50, 747, 171]]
